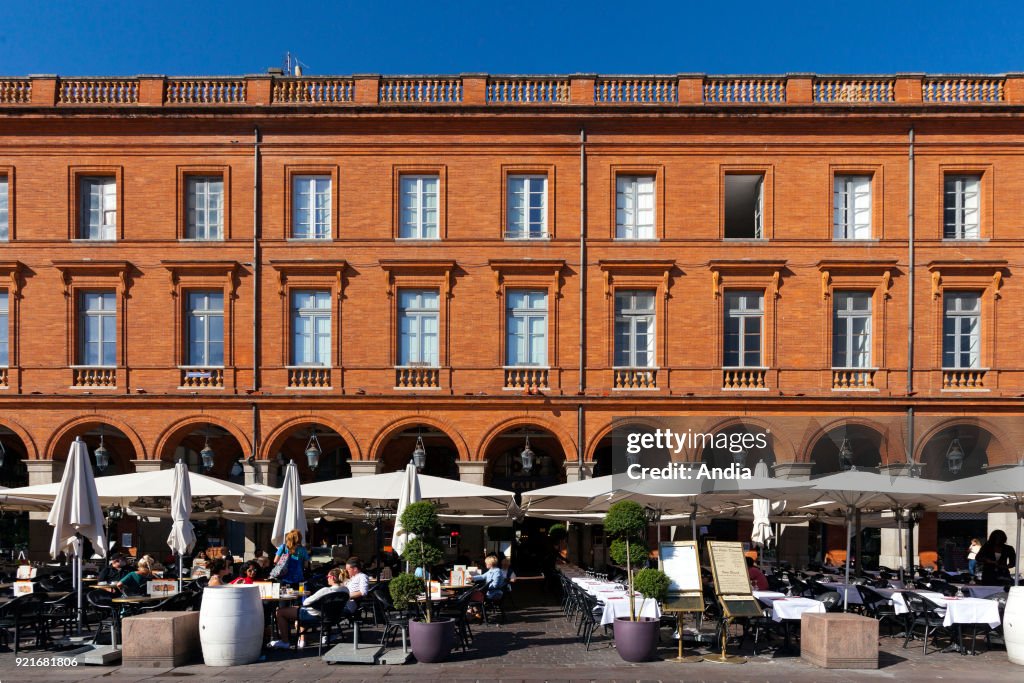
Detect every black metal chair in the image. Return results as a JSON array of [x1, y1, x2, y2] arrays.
[[0, 593, 47, 653], [311, 593, 349, 656], [438, 589, 476, 652], [373, 587, 413, 648], [85, 589, 116, 645], [42, 591, 79, 643], [901, 590, 953, 654], [817, 590, 844, 613], [856, 585, 901, 637]]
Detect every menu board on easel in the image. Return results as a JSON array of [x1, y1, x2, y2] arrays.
[[706, 540, 762, 618], [659, 541, 704, 612]]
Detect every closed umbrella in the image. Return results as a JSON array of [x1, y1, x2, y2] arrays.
[[166, 461, 196, 592], [391, 463, 421, 557], [750, 461, 774, 548], [47, 437, 107, 635], [271, 461, 307, 547]]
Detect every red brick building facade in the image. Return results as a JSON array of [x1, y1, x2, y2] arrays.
[[1, 73, 1021, 566]]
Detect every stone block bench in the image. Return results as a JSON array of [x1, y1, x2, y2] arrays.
[[122, 611, 200, 667], [800, 612, 878, 669]]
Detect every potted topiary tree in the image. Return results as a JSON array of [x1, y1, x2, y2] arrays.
[[604, 500, 670, 662], [394, 501, 455, 663]]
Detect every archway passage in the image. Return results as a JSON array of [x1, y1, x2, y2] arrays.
[[0, 428, 30, 558], [920, 424, 996, 482], [809, 423, 884, 475], [592, 423, 671, 477], [52, 422, 137, 477], [379, 425, 460, 479], [483, 425, 567, 577]]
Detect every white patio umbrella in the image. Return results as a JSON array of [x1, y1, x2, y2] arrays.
[[751, 461, 774, 548], [391, 463, 420, 557], [271, 461, 307, 547], [295, 470, 515, 516], [805, 470, 973, 610], [166, 461, 196, 592], [946, 464, 1024, 584], [47, 437, 107, 634]]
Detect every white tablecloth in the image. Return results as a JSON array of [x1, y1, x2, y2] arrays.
[[891, 591, 945, 615], [942, 597, 1001, 628], [768, 597, 825, 622], [753, 590, 788, 606], [820, 582, 863, 605], [600, 595, 660, 626]]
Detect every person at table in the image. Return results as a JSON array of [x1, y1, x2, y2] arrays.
[[97, 553, 128, 583], [269, 566, 347, 649], [231, 561, 261, 585], [340, 556, 369, 616], [274, 529, 310, 587], [107, 555, 157, 596], [967, 537, 982, 577], [976, 529, 1016, 585], [746, 556, 769, 591], [471, 554, 507, 601], [207, 559, 232, 586]]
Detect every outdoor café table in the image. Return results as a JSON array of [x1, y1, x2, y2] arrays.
[[261, 593, 298, 640], [756, 593, 825, 655], [820, 582, 864, 605], [939, 596, 1002, 655], [599, 594, 660, 626], [957, 584, 1005, 599]]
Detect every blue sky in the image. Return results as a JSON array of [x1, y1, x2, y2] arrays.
[[1, 1, 1023, 76]]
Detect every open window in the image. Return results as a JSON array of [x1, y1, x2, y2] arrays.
[[724, 174, 763, 239]]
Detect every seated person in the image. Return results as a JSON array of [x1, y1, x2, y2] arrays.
[[230, 561, 261, 585], [341, 557, 369, 616], [97, 553, 128, 583], [107, 555, 157, 596], [500, 557, 517, 591], [471, 554, 507, 601], [746, 556, 769, 591], [207, 559, 232, 586], [254, 552, 272, 580], [269, 566, 347, 649]]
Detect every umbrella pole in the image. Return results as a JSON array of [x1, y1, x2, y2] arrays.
[[843, 506, 853, 612], [896, 507, 904, 584], [1016, 503, 1022, 586], [179, 554, 184, 594], [76, 536, 84, 635]]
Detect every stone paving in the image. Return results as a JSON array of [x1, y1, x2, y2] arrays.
[[1, 592, 1018, 682]]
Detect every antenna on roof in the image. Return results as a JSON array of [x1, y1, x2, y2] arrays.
[[283, 52, 308, 77]]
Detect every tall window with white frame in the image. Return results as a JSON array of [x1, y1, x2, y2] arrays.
[[943, 292, 981, 369], [186, 291, 224, 367], [79, 177, 116, 240], [832, 291, 872, 369], [615, 175, 654, 239], [186, 176, 224, 240], [724, 290, 763, 368], [833, 175, 872, 240], [79, 291, 116, 366], [398, 290, 439, 366], [506, 174, 547, 239], [291, 290, 331, 366], [614, 290, 655, 368], [506, 289, 548, 369], [0, 174, 8, 241], [0, 290, 8, 368], [400, 175, 439, 239], [944, 174, 980, 239], [292, 175, 331, 239]]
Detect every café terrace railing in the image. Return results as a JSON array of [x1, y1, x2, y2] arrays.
[[1, 74, 1020, 108]]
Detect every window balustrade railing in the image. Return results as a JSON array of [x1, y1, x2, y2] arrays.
[[71, 367, 117, 388], [942, 368, 988, 390], [395, 365, 440, 388], [503, 366, 549, 391], [0, 79, 31, 104], [287, 366, 332, 389], [179, 367, 224, 389], [722, 367, 768, 390], [831, 368, 877, 390], [0, 367, 7, 388], [613, 367, 658, 389]]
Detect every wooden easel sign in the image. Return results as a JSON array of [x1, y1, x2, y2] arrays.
[[706, 540, 762, 664]]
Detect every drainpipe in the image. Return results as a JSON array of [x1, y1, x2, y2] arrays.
[[252, 126, 262, 395], [578, 127, 587, 481], [906, 128, 915, 469]]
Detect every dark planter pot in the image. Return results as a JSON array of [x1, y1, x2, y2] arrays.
[[613, 616, 659, 662], [409, 618, 455, 663]]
